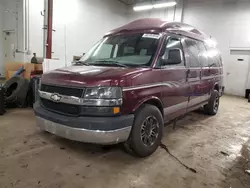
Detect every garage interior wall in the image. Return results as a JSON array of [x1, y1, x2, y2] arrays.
[[0, 0, 24, 77], [183, 0, 250, 96], [28, 0, 44, 62]]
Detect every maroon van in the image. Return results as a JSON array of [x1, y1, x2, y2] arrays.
[[34, 18, 223, 157]]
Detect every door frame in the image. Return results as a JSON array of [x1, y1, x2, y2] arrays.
[[160, 34, 190, 121], [182, 37, 208, 110]]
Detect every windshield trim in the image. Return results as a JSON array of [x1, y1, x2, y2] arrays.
[[151, 33, 166, 68]]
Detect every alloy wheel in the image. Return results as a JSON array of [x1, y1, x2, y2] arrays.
[[140, 116, 159, 147], [213, 95, 219, 112]]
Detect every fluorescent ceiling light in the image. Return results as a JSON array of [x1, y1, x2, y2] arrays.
[[153, 2, 177, 9], [133, 1, 177, 12], [133, 5, 153, 11]]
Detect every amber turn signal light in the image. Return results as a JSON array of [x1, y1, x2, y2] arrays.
[[113, 107, 120, 114]]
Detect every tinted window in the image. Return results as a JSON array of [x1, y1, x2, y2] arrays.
[[204, 44, 221, 67], [185, 38, 200, 67], [162, 38, 184, 66], [197, 41, 208, 67]]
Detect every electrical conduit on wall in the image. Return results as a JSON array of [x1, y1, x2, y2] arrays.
[[0, 4, 4, 77]]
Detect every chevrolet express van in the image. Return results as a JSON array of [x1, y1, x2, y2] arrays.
[[34, 18, 223, 157]]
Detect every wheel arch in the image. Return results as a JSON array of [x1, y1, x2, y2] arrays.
[[132, 96, 164, 117], [214, 83, 219, 91]]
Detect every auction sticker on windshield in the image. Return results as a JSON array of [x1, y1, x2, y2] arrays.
[[142, 34, 161, 39]]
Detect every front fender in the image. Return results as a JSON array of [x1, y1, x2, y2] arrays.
[[132, 96, 164, 114]]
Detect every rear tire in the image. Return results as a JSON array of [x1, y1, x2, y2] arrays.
[[4, 76, 26, 103], [204, 90, 220, 115], [124, 104, 164, 157], [4, 76, 29, 106]]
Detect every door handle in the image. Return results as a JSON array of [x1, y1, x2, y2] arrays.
[[199, 71, 202, 79]]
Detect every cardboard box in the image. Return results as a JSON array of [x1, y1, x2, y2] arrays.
[[5, 62, 38, 80], [34, 64, 43, 71]]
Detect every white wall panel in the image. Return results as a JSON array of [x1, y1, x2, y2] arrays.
[[0, 0, 24, 76], [28, 0, 44, 60], [62, 0, 127, 63], [3, 0, 23, 59]]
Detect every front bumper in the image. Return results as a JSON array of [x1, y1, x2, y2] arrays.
[[34, 102, 134, 145]]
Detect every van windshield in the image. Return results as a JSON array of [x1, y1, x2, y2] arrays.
[[80, 33, 161, 67]]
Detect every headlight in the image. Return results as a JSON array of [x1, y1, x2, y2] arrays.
[[84, 87, 122, 99], [83, 87, 122, 106]]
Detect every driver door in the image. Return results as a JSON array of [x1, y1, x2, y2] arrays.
[[160, 36, 189, 121]]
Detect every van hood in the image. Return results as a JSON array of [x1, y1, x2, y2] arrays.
[[41, 65, 151, 88]]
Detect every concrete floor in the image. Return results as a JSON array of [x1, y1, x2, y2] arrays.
[[0, 95, 250, 188]]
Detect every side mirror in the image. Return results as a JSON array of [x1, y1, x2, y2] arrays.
[[161, 48, 182, 65], [71, 60, 79, 65]]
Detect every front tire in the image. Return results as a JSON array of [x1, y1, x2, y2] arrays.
[[204, 90, 220, 115], [124, 104, 164, 157]]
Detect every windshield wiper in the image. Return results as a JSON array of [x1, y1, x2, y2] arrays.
[[94, 60, 128, 68], [73, 61, 89, 66]]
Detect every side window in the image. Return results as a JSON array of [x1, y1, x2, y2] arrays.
[[197, 41, 208, 67], [162, 38, 184, 66], [185, 38, 200, 67], [204, 44, 221, 67]]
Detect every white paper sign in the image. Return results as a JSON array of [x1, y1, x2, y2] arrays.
[[142, 33, 161, 39]]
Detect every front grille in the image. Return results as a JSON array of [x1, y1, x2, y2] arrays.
[[41, 84, 84, 98], [40, 98, 80, 116]]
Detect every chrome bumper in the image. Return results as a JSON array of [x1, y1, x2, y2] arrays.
[[36, 116, 132, 145]]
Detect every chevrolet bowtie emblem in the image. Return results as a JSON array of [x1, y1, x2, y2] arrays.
[[50, 93, 62, 102]]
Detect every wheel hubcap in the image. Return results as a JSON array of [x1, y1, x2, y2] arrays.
[[213, 95, 219, 112], [141, 116, 159, 147]]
